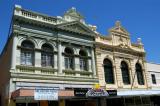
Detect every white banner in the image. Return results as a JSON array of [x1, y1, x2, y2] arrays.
[[34, 89, 58, 100]]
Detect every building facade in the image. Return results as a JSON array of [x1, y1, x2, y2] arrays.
[[146, 62, 160, 105], [95, 21, 152, 105], [1, 4, 160, 106], [0, 5, 99, 106], [147, 62, 160, 90]]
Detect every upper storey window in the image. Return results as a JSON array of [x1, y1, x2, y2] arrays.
[[79, 50, 88, 71], [103, 59, 114, 84], [136, 63, 144, 85], [121, 61, 130, 84], [21, 40, 34, 66], [151, 74, 156, 84], [41, 44, 53, 67], [64, 47, 74, 70]]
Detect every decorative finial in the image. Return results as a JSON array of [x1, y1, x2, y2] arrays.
[[115, 20, 121, 27], [71, 7, 76, 11], [137, 38, 142, 45]]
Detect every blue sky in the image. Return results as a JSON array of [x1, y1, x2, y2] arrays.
[[0, 0, 160, 63]]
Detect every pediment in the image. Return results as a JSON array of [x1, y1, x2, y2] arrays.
[[56, 21, 96, 36], [109, 21, 130, 36]]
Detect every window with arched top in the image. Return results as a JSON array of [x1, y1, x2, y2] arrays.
[[41, 44, 53, 67], [64, 47, 74, 70], [21, 40, 34, 66], [79, 50, 88, 71], [103, 59, 114, 84], [136, 63, 144, 85], [121, 61, 130, 84]]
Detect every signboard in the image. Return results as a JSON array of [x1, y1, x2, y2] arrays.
[[34, 89, 58, 100], [74, 88, 88, 97], [86, 88, 109, 97], [107, 90, 117, 96]]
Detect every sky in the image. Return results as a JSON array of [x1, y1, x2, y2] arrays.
[[0, 0, 160, 63]]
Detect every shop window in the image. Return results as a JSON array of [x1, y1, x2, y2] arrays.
[[16, 103, 26, 106], [48, 101, 58, 106], [151, 74, 156, 84], [21, 40, 34, 66], [79, 50, 88, 71], [103, 59, 114, 84], [142, 97, 150, 104], [41, 43, 54, 67], [121, 61, 130, 84], [64, 47, 74, 70], [135, 96, 142, 105], [136, 63, 144, 85]]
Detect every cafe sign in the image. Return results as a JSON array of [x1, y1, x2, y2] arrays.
[[86, 88, 109, 97]]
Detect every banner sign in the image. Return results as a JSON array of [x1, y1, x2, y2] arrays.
[[86, 88, 109, 97], [34, 89, 58, 100], [74, 88, 88, 97], [107, 90, 117, 96]]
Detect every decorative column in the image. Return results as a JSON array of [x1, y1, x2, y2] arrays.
[[91, 48, 96, 76], [11, 36, 17, 70], [58, 41, 62, 74]]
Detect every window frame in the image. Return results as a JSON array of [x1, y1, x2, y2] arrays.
[[136, 63, 144, 85], [151, 74, 156, 84], [64, 47, 74, 70], [103, 59, 114, 84], [41, 44, 54, 67], [79, 50, 88, 71], [121, 61, 130, 85], [20, 40, 34, 66]]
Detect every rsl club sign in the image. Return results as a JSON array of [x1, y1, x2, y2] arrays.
[[86, 83, 109, 97], [86, 88, 109, 97]]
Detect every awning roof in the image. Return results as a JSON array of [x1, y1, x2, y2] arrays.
[[117, 90, 160, 96]]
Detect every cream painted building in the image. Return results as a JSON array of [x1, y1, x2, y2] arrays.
[[95, 21, 153, 105], [147, 62, 160, 90]]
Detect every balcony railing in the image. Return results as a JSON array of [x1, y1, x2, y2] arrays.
[[16, 65, 57, 75], [15, 8, 57, 25]]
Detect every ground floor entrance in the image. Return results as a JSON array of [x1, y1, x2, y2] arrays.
[[106, 96, 151, 106], [16, 101, 58, 106], [65, 99, 98, 106]]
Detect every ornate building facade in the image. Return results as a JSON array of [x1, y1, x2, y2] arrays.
[[1, 4, 160, 106], [95, 21, 152, 105], [0, 5, 99, 106]]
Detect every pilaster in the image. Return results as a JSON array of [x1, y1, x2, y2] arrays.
[[91, 48, 96, 76], [58, 41, 62, 74], [11, 36, 17, 70]]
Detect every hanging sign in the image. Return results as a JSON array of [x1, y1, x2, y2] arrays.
[[107, 90, 117, 96], [34, 89, 58, 100], [74, 88, 88, 97], [86, 88, 109, 97]]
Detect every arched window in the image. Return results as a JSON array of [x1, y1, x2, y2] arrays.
[[103, 59, 114, 84], [121, 61, 130, 84], [21, 40, 34, 66], [79, 50, 88, 71], [41, 44, 53, 67], [136, 63, 144, 85], [64, 47, 74, 70]]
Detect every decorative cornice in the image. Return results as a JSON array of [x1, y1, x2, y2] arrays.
[[96, 42, 145, 57]]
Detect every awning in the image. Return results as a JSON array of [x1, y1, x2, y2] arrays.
[[11, 88, 74, 100], [117, 90, 160, 96]]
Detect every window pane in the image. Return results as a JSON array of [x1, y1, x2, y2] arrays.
[[103, 59, 114, 84], [121, 61, 130, 84], [136, 63, 144, 85], [41, 53, 53, 67], [80, 58, 87, 71], [151, 74, 156, 84], [21, 51, 33, 65]]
